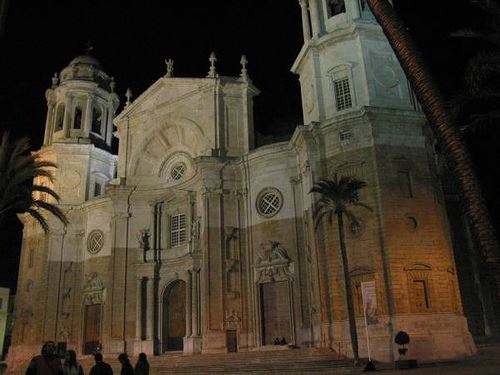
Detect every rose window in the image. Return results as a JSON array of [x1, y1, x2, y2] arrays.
[[87, 230, 104, 255], [257, 188, 283, 218], [170, 163, 186, 181]]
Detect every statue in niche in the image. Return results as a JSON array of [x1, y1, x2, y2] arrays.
[[191, 217, 201, 241], [137, 229, 150, 250], [257, 240, 290, 265], [62, 288, 71, 318], [137, 229, 150, 262], [83, 272, 104, 292]]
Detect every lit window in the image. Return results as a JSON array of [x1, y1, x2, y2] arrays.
[[333, 76, 353, 111], [170, 214, 187, 247]]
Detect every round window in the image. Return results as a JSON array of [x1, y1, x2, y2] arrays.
[[349, 219, 364, 237], [170, 163, 186, 181], [256, 188, 283, 218], [87, 230, 104, 255]]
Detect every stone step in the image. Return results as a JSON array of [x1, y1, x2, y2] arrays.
[[77, 348, 353, 374]]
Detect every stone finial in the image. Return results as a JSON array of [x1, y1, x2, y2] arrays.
[[240, 55, 249, 82], [207, 52, 218, 78], [110, 77, 116, 93], [125, 88, 132, 107], [165, 58, 174, 77], [51, 72, 59, 88]]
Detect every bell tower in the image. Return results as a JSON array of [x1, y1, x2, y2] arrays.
[[40, 52, 119, 204], [43, 52, 119, 149], [292, 0, 417, 126]]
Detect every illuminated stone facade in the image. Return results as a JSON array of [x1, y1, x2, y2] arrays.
[[9, 0, 475, 366]]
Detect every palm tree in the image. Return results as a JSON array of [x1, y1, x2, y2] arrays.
[[451, 0, 500, 134], [366, 0, 500, 331], [0, 132, 67, 232], [311, 174, 372, 365]]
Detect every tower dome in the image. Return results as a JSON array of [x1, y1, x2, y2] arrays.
[[43, 52, 119, 150], [59, 53, 111, 91]]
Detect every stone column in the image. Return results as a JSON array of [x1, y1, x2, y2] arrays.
[[105, 102, 114, 146], [62, 95, 73, 138], [347, 0, 361, 20], [299, 0, 312, 42], [309, 0, 322, 37], [193, 268, 201, 336], [146, 277, 154, 340], [43, 103, 55, 145], [136, 277, 142, 339], [83, 94, 93, 137], [186, 271, 193, 337]]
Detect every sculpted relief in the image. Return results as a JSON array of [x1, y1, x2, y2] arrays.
[[254, 241, 294, 283]]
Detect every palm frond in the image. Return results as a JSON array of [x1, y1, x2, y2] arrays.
[[33, 200, 68, 225], [26, 208, 50, 233], [32, 185, 61, 202]]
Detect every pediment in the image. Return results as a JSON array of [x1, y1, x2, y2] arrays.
[[116, 77, 214, 121], [129, 116, 208, 179]]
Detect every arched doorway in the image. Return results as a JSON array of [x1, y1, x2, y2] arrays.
[[162, 280, 186, 352]]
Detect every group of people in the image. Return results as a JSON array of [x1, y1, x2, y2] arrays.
[[25, 341, 149, 375]]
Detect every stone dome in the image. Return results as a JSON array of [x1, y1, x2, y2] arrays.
[[68, 54, 103, 68], [59, 53, 112, 91]]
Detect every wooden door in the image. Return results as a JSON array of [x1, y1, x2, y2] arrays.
[[83, 304, 101, 354], [260, 281, 291, 345], [226, 330, 237, 352], [162, 280, 186, 352]]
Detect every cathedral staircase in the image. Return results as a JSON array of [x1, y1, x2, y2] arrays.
[[77, 348, 354, 374]]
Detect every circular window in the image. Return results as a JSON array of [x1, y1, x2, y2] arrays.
[[257, 188, 283, 218], [404, 215, 419, 231], [170, 163, 186, 181], [87, 230, 104, 255], [349, 219, 364, 237]]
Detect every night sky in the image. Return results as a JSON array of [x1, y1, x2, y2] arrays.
[[1, 0, 499, 292]]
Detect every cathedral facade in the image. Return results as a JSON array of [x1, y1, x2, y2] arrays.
[[10, 0, 476, 364]]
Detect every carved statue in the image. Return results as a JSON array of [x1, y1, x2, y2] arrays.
[[137, 229, 151, 251], [191, 217, 201, 241], [83, 272, 104, 291]]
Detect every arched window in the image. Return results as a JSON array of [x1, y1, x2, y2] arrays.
[[55, 104, 65, 131], [91, 106, 103, 135], [74, 107, 83, 129], [327, 0, 346, 18]]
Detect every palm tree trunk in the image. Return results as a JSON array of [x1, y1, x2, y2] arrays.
[[337, 212, 359, 364], [366, 0, 500, 333]]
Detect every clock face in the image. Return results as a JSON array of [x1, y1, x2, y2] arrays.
[[304, 84, 315, 113], [60, 168, 82, 189]]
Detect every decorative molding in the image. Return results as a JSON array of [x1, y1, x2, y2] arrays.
[[254, 241, 294, 283], [404, 263, 432, 271], [83, 272, 104, 291], [349, 266, 374, 277]]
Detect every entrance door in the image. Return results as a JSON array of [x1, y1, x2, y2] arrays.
[[226, 330, 237, 352], [260, 281, 292, 345], [83, 304, 101, 354], [162, 280, 186, 352]]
